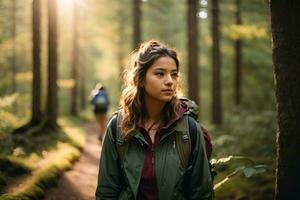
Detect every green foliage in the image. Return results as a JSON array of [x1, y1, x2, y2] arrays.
[[143, 0, 186, 50], [210, 109, 276, 198], [212, 108, 276, 159], [0, 94, 23, 137], [0, 93, 18, 111], [214, 172, 275, 200], [0, 111, 19, 137], [0, 78, 11, 95], [0, 93, 31, 126], [212, 155, 274, 199], [222, 24, 268, 40], [242, 165, 267, 178], [212, 156, 268, 190]]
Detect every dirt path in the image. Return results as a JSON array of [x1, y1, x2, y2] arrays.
[[44, 122, 101, 200]]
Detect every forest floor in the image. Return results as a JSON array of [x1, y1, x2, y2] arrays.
[[44, 121, 101, 200]]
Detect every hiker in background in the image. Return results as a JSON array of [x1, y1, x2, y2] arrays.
[[90, 83, 109, 143], [96, 40, 213, 199]]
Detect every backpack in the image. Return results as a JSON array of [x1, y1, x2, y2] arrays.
[[91, 89, 109, 112], [111, 98, 216, 180]]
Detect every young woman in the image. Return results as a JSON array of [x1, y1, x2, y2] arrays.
[[96, 40, 213, 200]]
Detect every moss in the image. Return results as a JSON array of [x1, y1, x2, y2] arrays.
[[58, 118, 86, 149], [0, 171, 7, 188], [0, 144, 80, 200], [0, 117, 84, 199], [0, 194, 20, 200], [0, 156, 32, 176]]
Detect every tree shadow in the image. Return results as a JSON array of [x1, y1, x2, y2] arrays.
[[44, 175, 87, 200]]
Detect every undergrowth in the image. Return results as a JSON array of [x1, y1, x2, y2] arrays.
[[0, 112, 86, 199]]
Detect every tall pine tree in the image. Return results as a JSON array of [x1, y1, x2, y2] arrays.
[[133, 0, 141, 49], [70, 1, 79, 116], [45, 0, 58, 129], [211, 0, 222, 125], [271, 0, 300, 199], [187, 0, 200, 105]]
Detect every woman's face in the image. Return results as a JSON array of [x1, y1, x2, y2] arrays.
[[141, 56, 178, 103]]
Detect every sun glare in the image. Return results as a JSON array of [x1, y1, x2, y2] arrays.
[[58, 0, 74, 11], [198, 10, 207, 19]]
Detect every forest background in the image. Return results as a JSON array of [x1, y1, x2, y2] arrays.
[[0, 0, 275, 199]]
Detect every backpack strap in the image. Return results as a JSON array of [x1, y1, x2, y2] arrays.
[[175, 115, 192, 169], [187, 116, 197, 153], [111, 110, 128, 161], [111, 113, 117, 139], [186, 116, 217, 181], [175, 115, 205, 169]]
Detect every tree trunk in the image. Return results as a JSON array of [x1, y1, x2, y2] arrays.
[[79, 66, 86, 110], [133, 0, 141, 49], [118, 1, 125, 91], [31, 0, 42, 124], [70, 1, 79, 116], [211, 0, 222, 125], [187, 0, 199, 105], [46, 0, 58, 129], [79, 11, 86, 110], [11, 0, 16, 94], [11, 0, 42, 134], [234, 0, 242, 106], [271, 1, 300, 199]]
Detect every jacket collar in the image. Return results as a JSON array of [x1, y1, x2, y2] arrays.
[[161, 101, 188, 130], [133, 102, 189, 145]]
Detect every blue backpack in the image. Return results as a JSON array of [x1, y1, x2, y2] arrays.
[[91, 89, 109, 112]]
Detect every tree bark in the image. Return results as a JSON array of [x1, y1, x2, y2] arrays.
[[70, 1, 79, 116], [234, 0, 242, 106], [11, 0, 42, 134], [271, 0, 300, 199], [79, 10, 86, 110], [46, 0, 58, 129], [79, 66, 86, 110], [11, 0, 16, 94], [79, 51, 86, 110], [187, 0, 200, 105], [132, 0, 141, 49], [118, 1, 125, 91], [31, 0, 42, 125], [211, 0, 222, 125]]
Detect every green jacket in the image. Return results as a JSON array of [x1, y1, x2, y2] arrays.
[[96, 115, 213, 200]]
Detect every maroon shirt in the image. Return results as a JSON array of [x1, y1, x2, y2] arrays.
[[136, 103, 186, 200], [137, 129, 160, 200], [137, 103, 212, 200]]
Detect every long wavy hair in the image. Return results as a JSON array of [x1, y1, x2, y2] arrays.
[[120, 40, 182, 139]]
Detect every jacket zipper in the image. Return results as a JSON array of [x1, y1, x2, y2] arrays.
[[150, 144, 155, 180], [151, 145, 155, 164]]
